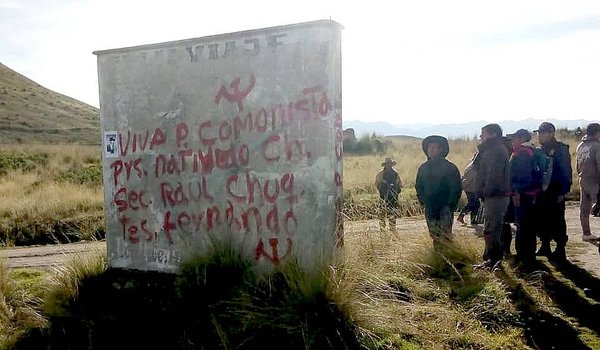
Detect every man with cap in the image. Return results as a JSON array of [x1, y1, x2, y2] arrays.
[[416, 135, 462, 246], [473, 124, 511, 270], [507, 129, 537, 264], [375, 157, 402, 230], [534, 122, 572, 261], [576, 123, 600, 243]]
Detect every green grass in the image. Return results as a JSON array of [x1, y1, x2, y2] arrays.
[[0, 259, 47, 349]]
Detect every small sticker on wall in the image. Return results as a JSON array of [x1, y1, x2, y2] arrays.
[[104, 131, 118, 158]]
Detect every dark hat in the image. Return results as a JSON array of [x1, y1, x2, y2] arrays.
[[422, 135, 449, 158], [586, 123, 600, 136], [533, 122, 556, 133], [506, 129, 532, 142], [381, 157, 397, 166]]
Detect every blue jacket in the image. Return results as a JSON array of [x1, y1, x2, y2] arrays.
[[510, 143, 534, 193]]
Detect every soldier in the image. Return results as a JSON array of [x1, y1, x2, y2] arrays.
[[375, 157, 402, 231], [534, 122, 572, 262], [416, 136, 462, 246]]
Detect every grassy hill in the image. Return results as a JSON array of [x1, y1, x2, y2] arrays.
[[0, 63, 100, 144]]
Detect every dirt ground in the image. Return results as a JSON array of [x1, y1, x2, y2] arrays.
[[1, 206, 599, 276]]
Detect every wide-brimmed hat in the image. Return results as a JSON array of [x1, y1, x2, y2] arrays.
[[422, 135, 449, 158], [381, 157, 397, 166], [506, 129, 532, 142]]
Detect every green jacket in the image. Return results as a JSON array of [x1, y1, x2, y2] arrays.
[[416, 158, 462, 211]]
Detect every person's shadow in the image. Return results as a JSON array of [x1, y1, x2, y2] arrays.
[[549, 251, 600, 302]]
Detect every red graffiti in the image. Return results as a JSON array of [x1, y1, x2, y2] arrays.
[[111, 158, 144, 186], [119, 215, 155, 244], [226, 172, 297, 205], [114, 187, 151, 212], [156, 200, 297, 240], [176, 122, 189, 148], [262, 132, 308, 162], [154, 145, 249, 177], [334, 172, 342, 187], [214, 73, 256, 112], [119, 128, 166, 156], [160, 179, 214, 208], [255, 237, 293, 265]]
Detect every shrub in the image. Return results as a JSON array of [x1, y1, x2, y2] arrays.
[[0, 152, 49, 176], [55, 164, 102, 186]]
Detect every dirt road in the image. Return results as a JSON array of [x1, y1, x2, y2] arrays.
[[1, 206, 599, 276], [1, 240, 106, 269]]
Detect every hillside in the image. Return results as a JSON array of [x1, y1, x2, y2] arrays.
[[345, 118, 593, 139], [0, 63, 100, 144]]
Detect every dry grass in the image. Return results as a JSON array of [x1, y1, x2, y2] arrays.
[[0, 144, 103, 245], [331, 225, 527, 349], [42, 249, 107, 318], [346, 134, 582, 202], [0, 256, 47, 348], [0, 171, 102, 220]]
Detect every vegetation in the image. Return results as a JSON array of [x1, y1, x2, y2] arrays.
[[0, 145, 104, 246], [0, 125, 594, 348], [4, 244, 358, 349], [0, 259, 47, 348], [344, 132, 392, 155], [5, 220, 600, 348], [0, 63, 100, 145]]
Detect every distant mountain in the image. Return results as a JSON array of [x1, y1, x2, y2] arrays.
[[0, 63, 100, 144], [344, 118, 594, 139]]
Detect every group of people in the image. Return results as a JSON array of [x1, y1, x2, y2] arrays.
[[375, 122, 600, 270]]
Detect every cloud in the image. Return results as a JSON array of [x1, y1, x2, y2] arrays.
[[472, 15, 600, 45]]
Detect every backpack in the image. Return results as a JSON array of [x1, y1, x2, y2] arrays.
[[461, 161, 477, 193], [531, 147, 554, 191]]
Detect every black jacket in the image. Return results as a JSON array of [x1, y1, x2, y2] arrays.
[[542, 139, 572, 196], [416, 136, 462, 211]]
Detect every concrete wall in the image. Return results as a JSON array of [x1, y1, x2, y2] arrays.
[[95, 20, 343, 272]]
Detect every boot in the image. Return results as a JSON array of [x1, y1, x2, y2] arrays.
[[550, 245, 567, 262], [536, 242, 552, 257]]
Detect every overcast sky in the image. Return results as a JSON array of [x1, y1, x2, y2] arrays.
[[2, 0, 600, 125]]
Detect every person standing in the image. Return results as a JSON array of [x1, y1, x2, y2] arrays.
[[375, 157, 402, 231], [507, 129, 537, 264], [457, 154, 482, 225], [576, 123, 600, 242], [416, 136, 462, 246], [535, 122, 572, 261], [473, 124, 511, 269], [500, 136, 516, 258]]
